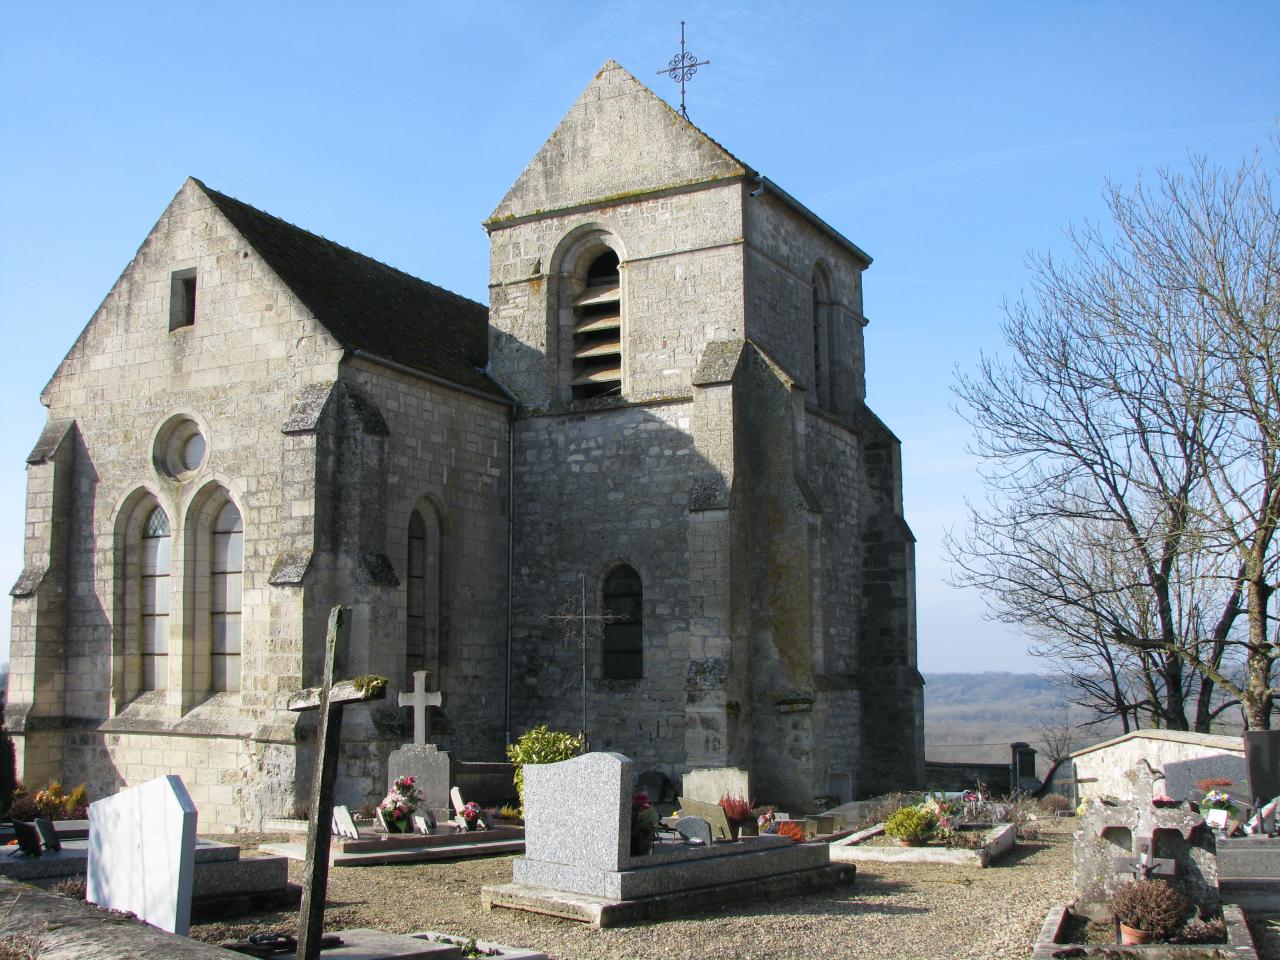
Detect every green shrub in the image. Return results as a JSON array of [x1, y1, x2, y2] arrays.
[[884, 805, 937, 844], [506, 725, 584, 808]]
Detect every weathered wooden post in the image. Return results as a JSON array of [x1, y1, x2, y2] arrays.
[[287, 606, 387, 960]]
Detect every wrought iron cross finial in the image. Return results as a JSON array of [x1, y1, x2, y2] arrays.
[[657, 20, 709, 120]]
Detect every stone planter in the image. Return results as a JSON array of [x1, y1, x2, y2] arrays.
[[1030, 904, 1258, 959], [829, 822, 1015, 867]]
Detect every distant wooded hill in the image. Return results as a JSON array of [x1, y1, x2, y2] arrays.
[[923, 672, 1120, 769]]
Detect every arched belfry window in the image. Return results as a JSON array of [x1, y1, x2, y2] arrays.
[[407, 506, 442, 676], [140, 506, 171, 691], [571, 250, 622, 400], [211, 501, 243, 693], [602, 565, 643, 679]]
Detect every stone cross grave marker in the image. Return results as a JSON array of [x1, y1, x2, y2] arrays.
[[676, 796, 733, 840], [1112, 761, 1176, 880], [86, 774, 197, 934], [287, 605, 387, 960], [398, 669, 442, 745]]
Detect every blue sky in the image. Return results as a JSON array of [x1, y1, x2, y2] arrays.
[[1, 1, 1276, 673]]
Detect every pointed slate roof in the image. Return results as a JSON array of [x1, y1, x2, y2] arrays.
[[196, 180, 504, 399], [488, 60, 749, 224]]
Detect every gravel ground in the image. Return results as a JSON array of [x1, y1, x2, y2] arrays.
[[192, 822, 1083, 960]]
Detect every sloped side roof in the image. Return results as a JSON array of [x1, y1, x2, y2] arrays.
[[197, 180, 502, 398]]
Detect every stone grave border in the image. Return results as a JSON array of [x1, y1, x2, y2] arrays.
[[828, 821, 1015, 867], [412, 930, 548, 959], [1030, 902, 1256, 959]]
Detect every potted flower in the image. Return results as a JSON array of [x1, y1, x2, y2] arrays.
[[631, 793, 659, 856], [884, 805, 937, 846], [461, 801, 483, 830], [1110, 878, 1190, 945], [378, 775, 422, 833], [719, 794, 756, 838]]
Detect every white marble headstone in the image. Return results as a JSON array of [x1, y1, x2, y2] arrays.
[[86, 775, 197, 934], [332, 805, 359, 840], [523, 752, 630, 871]]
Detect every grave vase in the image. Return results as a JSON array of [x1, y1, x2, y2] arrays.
[[630, 831, 654, 857]]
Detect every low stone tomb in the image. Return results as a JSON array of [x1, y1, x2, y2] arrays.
[[483, 752, 854, 928], [829, 821, 1016, 867], [86, 774, 198, 935], [1030, 902, 1258, 959], [1074, 761, 1220, 921]]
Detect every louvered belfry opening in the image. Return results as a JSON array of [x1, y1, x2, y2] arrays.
[[571, 250, 622, 400]]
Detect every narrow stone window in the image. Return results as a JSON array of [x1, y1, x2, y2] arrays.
[[571, 250, 622, 400], [211, 501, 243, 693], [169, 268, 197, 331], [406, 507, 442, 676], [812, 282, 823, 399], [140, 506, 171, 691], [602, 565, 643, 680]]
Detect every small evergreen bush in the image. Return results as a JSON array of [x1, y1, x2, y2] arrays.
[[884, 805, 937, 844], [506, 725, 584, 808]]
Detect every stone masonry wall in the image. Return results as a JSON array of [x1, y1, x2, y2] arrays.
[[343, 358, 511, 766], [487, 183, 745, 410], [8, 179, 346, 829], [508, 401, 705, 776]]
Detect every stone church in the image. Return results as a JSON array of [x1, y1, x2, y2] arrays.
[[5, 61, 923, 830]]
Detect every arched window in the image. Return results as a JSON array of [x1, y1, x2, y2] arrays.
[[602, 565, 643, 679], [211, 501, 243, 693], [140, 506, 171, 691], [406, 507, 442, 676], [571, 249, 622, 400]]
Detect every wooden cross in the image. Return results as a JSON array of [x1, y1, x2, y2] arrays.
[[544, 574, 617, 748], [287, 606, 387, 960], [398, 669, 443, 745]]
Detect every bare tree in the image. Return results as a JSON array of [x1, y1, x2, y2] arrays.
[[1035, 713, 1077, 765], [950, 142, 1279, 729]]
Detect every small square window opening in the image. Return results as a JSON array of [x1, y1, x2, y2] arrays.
[[169, 268, 197, 330]]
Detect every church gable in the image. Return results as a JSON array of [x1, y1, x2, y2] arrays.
[[489, 59, 747, 223]]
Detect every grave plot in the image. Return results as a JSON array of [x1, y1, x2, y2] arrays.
[[829, 820, 1016, 867], [482, 752, 855, 928]]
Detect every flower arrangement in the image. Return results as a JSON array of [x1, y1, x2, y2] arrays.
[[718, 794, 754, 824], [631, 793, 659, 855], [775, 820, 806, 842], [1200, 790, 1237, 813], [757, 810, 778, 833], [378, 775, 422, 832], [461, 801, 483, 829]]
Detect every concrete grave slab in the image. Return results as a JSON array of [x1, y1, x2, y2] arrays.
[[86, 774, 198, 935]]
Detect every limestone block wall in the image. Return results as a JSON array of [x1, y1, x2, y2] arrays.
[[743, 190, 867, 420], [487, 183, 745, 410], [508, 402, 706, 774], [7, 179, 346, 828], [344, 358, 511, 764]]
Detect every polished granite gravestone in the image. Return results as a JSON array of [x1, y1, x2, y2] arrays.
[[86, 775, 198, 935], [1245, 731, 1280, 807], [483, 752, 854, 927]]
